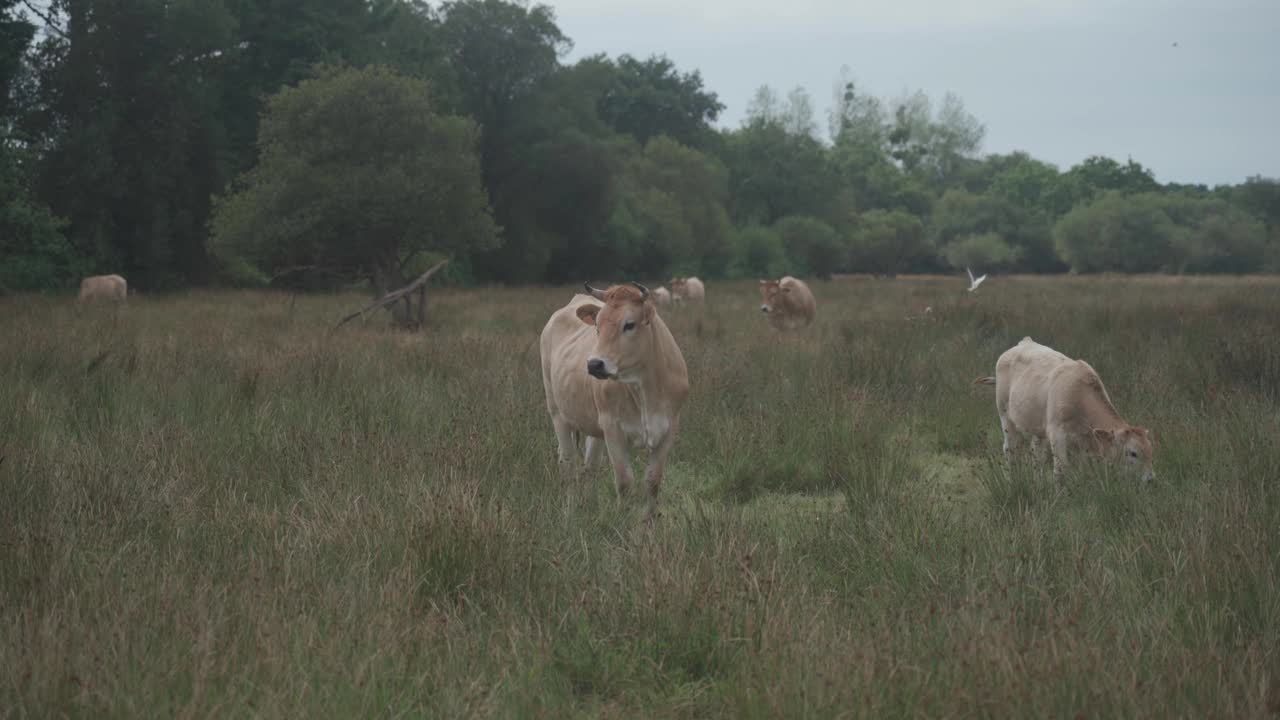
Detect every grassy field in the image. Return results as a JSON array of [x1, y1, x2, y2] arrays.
[[2, 275, 1279, 717]]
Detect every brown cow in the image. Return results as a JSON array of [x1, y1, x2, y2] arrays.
[[669, 277, 705, 304], [975, 337, 1155, 482], [78, 274, 128, 303], [758, 276, 816, 330], [539, 282, 690, 519]]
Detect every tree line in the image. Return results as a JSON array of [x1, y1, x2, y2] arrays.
[[2, 0, 1278, 292]]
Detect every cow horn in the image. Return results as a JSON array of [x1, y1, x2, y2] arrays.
[[631, 281, 649, 301], [583, 282, 606, 301]]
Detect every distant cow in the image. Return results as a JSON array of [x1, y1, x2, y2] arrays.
[[669, 277, 705, 304], [79, 275, 128, 303], [975, 337, 1155, 482], [653, 286, 672, 306], [539, 282, 690, 520], [759, 276, 816, 330]]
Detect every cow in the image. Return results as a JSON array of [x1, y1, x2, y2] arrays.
[[759, 276, 816, 330], [539, 282, 690, 520], [78, 274, 128, 303], [975, 337, 1155, 482], [669, 277, 705, 304], [653, 286, 672, 306]]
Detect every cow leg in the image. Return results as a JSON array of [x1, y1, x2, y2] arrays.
[[1030, 436, 1051, 474], [602, 422, 635, 501], [583, 435, 604, 471], [642, 426, 677, 523], [999, 412, 1020, 461], [1049, 429, 1070, 481], [552, 416, 580, 471]]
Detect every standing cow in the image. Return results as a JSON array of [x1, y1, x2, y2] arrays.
[[539, 282, 689, 520], [669, 277, 705, 304], [975, 337, 1155, 482], [758, 276, 816, 330], [79, 274, 128, 303]]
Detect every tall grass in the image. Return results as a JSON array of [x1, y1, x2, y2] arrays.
[[2, 277, 1278, 717]]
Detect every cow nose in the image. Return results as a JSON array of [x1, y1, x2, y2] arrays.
[[760, 305, 770, 313], [587, 359, 606, 377]]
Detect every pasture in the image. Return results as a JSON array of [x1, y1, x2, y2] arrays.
[[2, 276, 1278, 717]]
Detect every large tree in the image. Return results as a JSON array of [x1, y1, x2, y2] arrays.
[[595, 53, 723, 150], [210, 65, 497, 319]]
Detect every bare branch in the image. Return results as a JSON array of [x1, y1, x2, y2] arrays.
[[19, 0, 68, 40], [334, 260, 449, 329]]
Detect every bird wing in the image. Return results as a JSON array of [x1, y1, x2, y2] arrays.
[[966, 267, 975, 283]]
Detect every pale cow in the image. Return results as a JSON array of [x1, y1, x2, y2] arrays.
[[539, 282, 690, 519], [669, 277, 705, 304], [759, 276, 816, 330], [975, 337, 1155, 482], [79, 274, 128, 303], [653, 286, 672, 306]]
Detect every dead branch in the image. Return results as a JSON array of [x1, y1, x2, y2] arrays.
[[334, 259, 449, 329], [20, 0, 68, 39]]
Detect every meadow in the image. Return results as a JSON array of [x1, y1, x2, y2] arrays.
[[2, 275, 1278, 718]]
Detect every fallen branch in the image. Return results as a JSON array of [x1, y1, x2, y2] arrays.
[[334, 260, 449, 329]]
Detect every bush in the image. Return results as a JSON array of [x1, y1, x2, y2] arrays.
[[772, 215, 842, 279], [847, 209, 930, 276], [940, 232, 1020, 272], [728, 225, 789, 279]]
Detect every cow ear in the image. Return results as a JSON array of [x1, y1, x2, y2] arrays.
[[1092, 428, 1114, 446], [1135, 426, 1152, 442], [576, 304, 600, 326], [643, 300, 655, 325]]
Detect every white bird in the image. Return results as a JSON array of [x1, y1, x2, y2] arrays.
[[966, 267, 987, 292]]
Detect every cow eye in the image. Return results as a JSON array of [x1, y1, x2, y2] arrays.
[[623, 321, 636, 332]]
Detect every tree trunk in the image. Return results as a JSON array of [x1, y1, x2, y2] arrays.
[[371, 259, 415, 329]]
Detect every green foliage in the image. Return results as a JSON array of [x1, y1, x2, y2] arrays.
[[595, 54, 723, 149], [1055, 192, 1270, 274], [5, 0, 1277, 286], [597, 136, 733, 280], [210, 65, 497, 288], [940, 232, 1019, 272], [1054, 193, 1175, 273], [0, 139, 78, 290], [772, 215, 842, 279], [847, 209, 929, 276], [931, 189, 1056, 272], [724, 118, 838, 226], [728, 225, 788, 278]]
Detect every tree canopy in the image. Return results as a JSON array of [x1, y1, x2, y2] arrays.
[[0, 0, 1276, 291]]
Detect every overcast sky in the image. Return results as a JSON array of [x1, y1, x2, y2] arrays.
[[550, 0, 1278, 186]]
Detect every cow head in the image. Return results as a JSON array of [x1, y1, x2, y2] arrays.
[[670, 278, 686, 302], [576, 282, 655, 381], [1092, 426, 1156, 482], [759, 279, 786, 314]]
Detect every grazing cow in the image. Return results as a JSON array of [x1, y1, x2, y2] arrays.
[[539, 282, 689, 519], [78, 274, 128, 303], [975, 337, 1155, 482], [653, 286, 672, 306], [759, 276, 816, 330], [669, 277, 705, 304]]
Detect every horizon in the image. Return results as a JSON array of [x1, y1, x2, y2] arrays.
[[553, 0, 1279, 187]]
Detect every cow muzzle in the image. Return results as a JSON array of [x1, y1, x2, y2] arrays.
[[586, 358, 615, 380], [760, 305, 771, 313]]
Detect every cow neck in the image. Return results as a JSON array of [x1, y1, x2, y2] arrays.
[[621, 320, 675, 447], [1080, 389, 1125, 431]]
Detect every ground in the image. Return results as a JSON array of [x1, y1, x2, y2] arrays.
[[2, 275, 1278, 717]]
